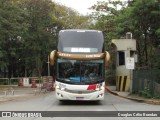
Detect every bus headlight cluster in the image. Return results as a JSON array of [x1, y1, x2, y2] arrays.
[[100, 86, 105, 91], [56, 83, 66, 91], [96, 85, 105, 91]]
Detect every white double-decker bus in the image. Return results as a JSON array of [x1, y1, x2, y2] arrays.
[[50, 29, 110, 101]]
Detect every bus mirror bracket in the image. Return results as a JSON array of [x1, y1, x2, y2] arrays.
[[105, 51, 110, 66], [50, 50, 56, 65]]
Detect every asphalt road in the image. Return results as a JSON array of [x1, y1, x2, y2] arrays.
[[0, 91, 160, 120]]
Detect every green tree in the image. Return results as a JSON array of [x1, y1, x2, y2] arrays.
[[21, 0, 57, 77], [115, 0, 160, 67], [89, 1, 127, 49], [0, 0, 29, 77], [89, 0, 160, 68], [0, 0, 91, 78], [54, 4, 90, 29]]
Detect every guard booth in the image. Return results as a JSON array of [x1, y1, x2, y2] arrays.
[[111, 32, 137, 92]]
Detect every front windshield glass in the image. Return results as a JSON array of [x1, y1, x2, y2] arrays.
[[57, 59, 104, 84]]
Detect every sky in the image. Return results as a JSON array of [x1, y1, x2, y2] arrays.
[[54, 0, 109, 15]]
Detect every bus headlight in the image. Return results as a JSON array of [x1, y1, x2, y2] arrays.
[[56, 85, 60, 89], [96, 85, 105, 91], [100, 86, 105, 91], [56, 83, 66, 91]]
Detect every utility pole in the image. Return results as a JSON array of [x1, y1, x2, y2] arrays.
[[47, 55, 50, 76]]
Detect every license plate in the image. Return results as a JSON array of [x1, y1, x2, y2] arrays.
[[76, 97, 84, 100]]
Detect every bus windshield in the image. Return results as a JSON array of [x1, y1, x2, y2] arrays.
[[58, 30, 104, 53], [57, 59, 104, 84]]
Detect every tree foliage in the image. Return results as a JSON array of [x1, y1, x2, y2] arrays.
[[89, 1, 127, 49], [1, 0, 159, 78], [0, 0, 90, 77], [89, 0, 160, 68], [117, 0, 160, 68]]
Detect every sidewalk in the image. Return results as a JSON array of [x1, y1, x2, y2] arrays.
[[106, 86, 160, 105], [0, 86, 50, 102]]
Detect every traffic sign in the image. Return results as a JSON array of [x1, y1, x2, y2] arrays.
[[126, 57, 135, 69]]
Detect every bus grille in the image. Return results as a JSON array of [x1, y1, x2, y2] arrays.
[[65, 90, 96, 94]]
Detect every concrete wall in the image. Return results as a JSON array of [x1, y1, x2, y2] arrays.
[[116, 66, 130, 76], [112, 39, 136, 92], [112, 39, 136, 51]]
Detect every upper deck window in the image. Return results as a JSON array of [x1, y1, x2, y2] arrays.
[[58, 30, 104, 53]]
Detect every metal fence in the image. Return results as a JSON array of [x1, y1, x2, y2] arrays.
[[133, 69, 160, 98], [0, 76, 54, 94], [0, 77, 50, 85], [0, 78, 29, 85], [0, 78, 10, 85]]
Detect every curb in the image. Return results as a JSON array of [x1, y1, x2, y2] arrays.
[[105, 87, 160, 105]]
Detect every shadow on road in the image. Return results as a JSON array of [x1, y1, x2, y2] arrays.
[[58, 100, 102, 106]]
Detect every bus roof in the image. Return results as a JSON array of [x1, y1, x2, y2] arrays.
[[59, 29, 102, 33]]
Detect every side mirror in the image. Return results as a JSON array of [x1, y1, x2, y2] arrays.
[[105, 51, 110, 66], [50, 50, 56, 65]]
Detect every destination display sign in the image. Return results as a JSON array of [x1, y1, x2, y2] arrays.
[[63, 47, 98, 53], [71, 48, 90, 53]]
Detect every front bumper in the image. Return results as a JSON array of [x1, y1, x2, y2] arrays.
[[55, 89, 104, 101]]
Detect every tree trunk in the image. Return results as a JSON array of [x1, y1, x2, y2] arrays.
[[144, 33, 148, 66], [137, 39, 142, 66]]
